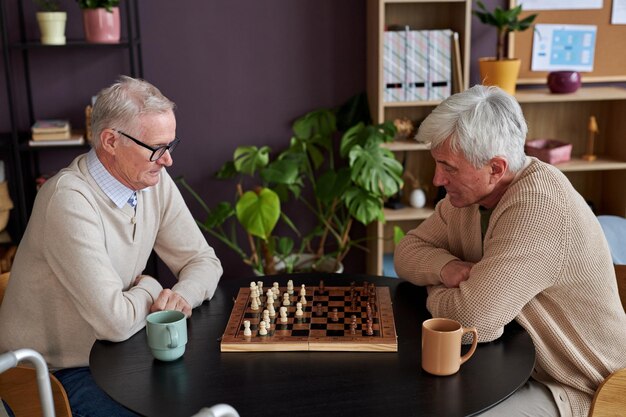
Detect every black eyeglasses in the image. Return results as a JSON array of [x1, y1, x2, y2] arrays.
[[115, 130, 180, 162]]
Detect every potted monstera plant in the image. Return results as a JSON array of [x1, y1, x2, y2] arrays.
[[473, 1, 537, 94], [178, 96, 404, 276], [75, 0, 121, 43]]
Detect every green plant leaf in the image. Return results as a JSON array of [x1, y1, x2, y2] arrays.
[[276, 236, 295, 256], [233, 146, 270, 175], [292, 109, 336, 141], [203, 202, 234, 229], [348, 144, 404, 198], [262, 158, 299, 185], [343, 187, 384, 225], [215, 160, 237, 179], [315, 168, 351, 204], [393, 226, 405, 245], [236, 188, 280, 240]]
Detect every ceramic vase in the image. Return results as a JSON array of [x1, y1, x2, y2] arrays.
[[36, 11, 67, 45], [82, 7, 120, 43]]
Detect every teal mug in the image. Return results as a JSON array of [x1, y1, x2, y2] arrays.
[[146, 310, 187, 361]]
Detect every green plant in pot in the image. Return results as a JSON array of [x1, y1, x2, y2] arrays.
[[75, 0, 121, 43], [178, 96, 404, 276], [473, 0, 537, 94], [34, 0, 67, 45]]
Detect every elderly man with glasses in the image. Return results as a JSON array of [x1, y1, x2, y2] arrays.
[[0, 76, 223, 417]]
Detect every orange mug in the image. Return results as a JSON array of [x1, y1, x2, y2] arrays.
[[421, 318, 478, 376]]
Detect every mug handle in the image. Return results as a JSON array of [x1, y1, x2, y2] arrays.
[[166, 325, 179, 349], [460, 326, 478, 365]]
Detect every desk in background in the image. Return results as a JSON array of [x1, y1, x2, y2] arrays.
[[90, 274, 535, 417]]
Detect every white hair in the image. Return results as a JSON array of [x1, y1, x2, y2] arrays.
[[90, 76, 175, 149], [415, 85, 527, 172]]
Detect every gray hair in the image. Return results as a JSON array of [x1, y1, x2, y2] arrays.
[[90, 76, 175, 149], [415, 85, 527, 172]]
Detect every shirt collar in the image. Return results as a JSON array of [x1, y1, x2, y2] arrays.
[[87, 149, 138, 209]]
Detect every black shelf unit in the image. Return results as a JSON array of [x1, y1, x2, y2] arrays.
[[0, 0, 143, 241]]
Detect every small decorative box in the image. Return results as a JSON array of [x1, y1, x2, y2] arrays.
[[524, 139, 572, 165]]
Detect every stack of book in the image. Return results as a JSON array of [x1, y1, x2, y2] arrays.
[[29, 120, 85, 147]]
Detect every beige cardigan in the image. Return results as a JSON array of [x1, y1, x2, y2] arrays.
[[0, 154, 222, 368], [395, 158, 626, 417]]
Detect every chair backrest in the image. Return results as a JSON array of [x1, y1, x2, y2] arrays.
[[598, 215, 626, 265], [589, 368, 626, 417], [0, 366, 72, 417]]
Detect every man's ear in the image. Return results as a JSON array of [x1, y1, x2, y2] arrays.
[[100, 129, 118, 155], [489, 157, 508, 183]]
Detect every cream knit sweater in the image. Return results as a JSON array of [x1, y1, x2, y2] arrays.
[[0, 154, 222, 368], [394, 158, 626, 417]]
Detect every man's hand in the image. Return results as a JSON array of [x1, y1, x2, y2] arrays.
[[150, 289, 192, 317], [440, 260, 475, 288]]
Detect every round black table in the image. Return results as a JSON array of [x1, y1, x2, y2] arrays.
[[90, 273, 536, 417]]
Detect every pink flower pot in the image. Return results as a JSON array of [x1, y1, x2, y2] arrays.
[[82, 7, 120, 44]]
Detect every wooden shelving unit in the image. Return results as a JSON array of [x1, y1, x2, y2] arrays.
[[516, 86, 626, 218], [365, 0, 472, 276]]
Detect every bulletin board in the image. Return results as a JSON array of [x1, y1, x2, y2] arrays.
[[509, 0, 626, 84]]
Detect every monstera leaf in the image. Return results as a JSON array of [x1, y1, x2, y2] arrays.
[[236, 188, 280, 240], [343, 187, 384, 225], [233, 146, 270, 176], [348, 143, 404, 198]]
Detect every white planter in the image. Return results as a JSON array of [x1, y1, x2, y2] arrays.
[[36, 11, 67, 45]]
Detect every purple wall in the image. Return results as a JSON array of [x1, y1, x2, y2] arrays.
[[0, 0, 506, 280]]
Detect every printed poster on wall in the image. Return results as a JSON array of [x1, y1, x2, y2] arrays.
[[518, 0, 602, 10], [531, 24, 597, 72]]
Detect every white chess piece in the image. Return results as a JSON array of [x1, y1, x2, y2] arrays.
[[243, 320, 252, 337], [300, 284, 306, 297], [300, 294, 307, 305], [266, 289, 274, 306], [295, 302, 303, 317], [259, 321, 268, 336], [268, 301, 276, 317], [279, 306, 288, 323], [251, 295, 259, 311], [287, 280, 294, 295], [272, 282, 280, 298], [263, 309, 270, 324], [283, 292, 290, 306], [257, 281, 264, 296]]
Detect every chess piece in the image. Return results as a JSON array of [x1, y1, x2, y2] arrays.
[[350, 318, 357, 335], [366, 319, 374, 336], [295, 302, 304, 318], [315, 303, 323, 317], [300, 284, 306, 297], [263, 309, 270, 324], [331, 308, 339, 322], [279, 306, 288, 323], [319, 280, 325, 294], [243, 320, 252, 337], [259, 321, 268, 336], [250, 294, 259, 311], [299, 294, 307, 305], [268, 301, 276, 318], [266, 289, 274, 306], [272, 282, 280, 298], [287, 279, 294, 295], [283, 292, 291, 306]]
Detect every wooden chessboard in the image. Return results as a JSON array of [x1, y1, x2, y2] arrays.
[[220, 282, 398, 352]]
